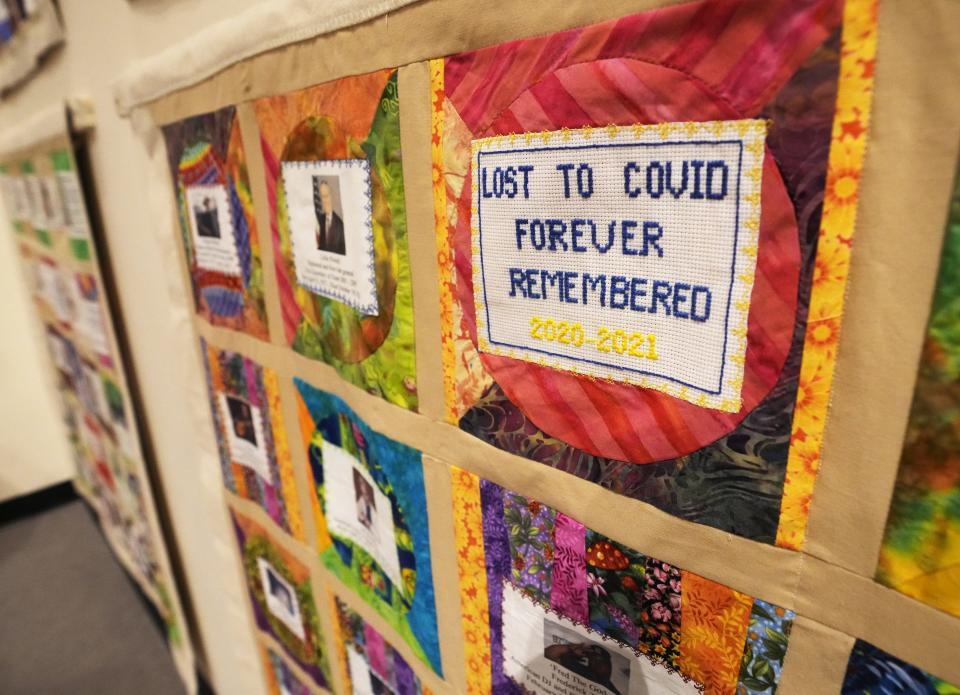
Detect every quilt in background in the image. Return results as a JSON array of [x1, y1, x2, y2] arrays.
[[0, 123, 194, 680]]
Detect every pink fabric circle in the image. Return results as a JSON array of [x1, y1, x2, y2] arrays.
[[454, 58, 800, 463]]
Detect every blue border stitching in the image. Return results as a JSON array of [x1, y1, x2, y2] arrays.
[[476, 138, 745, 396]]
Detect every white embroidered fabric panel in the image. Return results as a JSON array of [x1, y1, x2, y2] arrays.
[[500, 581, 701, 695], [471, 120, 766, 412], [185, 183, 242, 276], [257, 557, 306, 641], [320, 439, 402, 590], [218, 393, 272, 483], [281, 159, 379, 316]]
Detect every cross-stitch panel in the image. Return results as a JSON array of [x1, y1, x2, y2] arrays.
[[294, 379, 441, 675], [451, 467, 796, 695], [162, 105, 270, 340], [433, 0, 876, 547], [255, 69, 418, 411]]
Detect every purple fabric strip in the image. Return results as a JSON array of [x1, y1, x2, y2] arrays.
[[243, 358, 261, 408], [364, 623, 388, 680], [263, 484, 282, 526], [479, 478, 521, 695], [503, 491, 555, 602], [550, 512, 588, 623], [392, 650, 417, 695]]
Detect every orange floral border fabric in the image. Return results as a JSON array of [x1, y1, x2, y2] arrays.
[[431, 60, 458, 425], [431, 59, 493, 424], [265, 368, 304, 542], [450, 467, 492, 695], [776, 0, 880, 549], [678, 572, 754, 695]]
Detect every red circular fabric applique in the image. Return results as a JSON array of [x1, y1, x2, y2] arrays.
[[454, 58, 800, 463]]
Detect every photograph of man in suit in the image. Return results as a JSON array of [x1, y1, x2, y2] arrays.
[[194, 194, 221, 238], [312, 175, 346, 255]]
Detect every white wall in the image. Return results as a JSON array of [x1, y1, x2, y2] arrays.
[[0, 196, 73, 501], [0, 2, 269, 693]]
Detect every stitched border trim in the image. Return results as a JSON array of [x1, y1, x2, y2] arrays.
[[469, 120, 766, 413], [775, 0, 879, 550]]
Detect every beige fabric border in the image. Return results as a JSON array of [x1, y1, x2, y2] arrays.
[[798, 554, 960, 684], [3, 131, 197, 690], [778, 617, 854, 695], [398, 62, 446, 422], [422, 455, 468, 693], [236, 102, 288, 348]]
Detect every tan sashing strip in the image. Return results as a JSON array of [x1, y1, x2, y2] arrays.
[[803, 0, 960, 575]]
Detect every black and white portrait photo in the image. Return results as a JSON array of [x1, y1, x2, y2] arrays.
[[193, 194, 221, 238]]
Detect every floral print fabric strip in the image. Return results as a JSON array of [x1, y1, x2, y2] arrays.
[[505, 492, 555, 603], [736, 599, 795, 694]]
